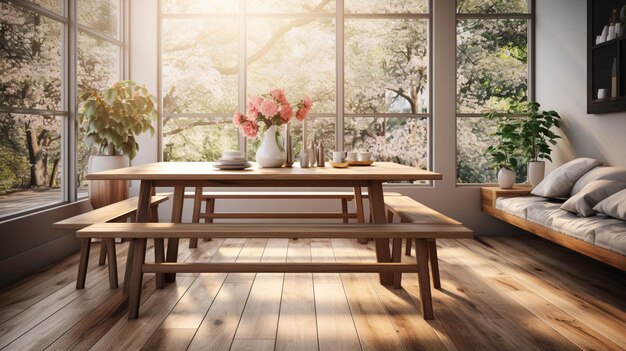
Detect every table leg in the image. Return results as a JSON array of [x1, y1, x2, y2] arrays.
[[203, 198, 214, 241], [165, 186, 185, 283], [354, 186, 368, 244], [415, 238, 434, 319], [76, 238, 91, 289], [367, 181, 393, 285], [341, 198, 349, 224], [105, 239, 118, 289], [428, 239, 441, 289], [189, 186, 203, 248], [124, 180, 153, 292]]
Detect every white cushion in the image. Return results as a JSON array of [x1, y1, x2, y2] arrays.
[[594, 221, 626, 256], [526, 201, 564, 227], [549, 213, 613, 244], [570, 166, 626, 197], [495, 196, 546, 219], [532, 158, 602, 198], [593, 188, 626, 221], [560, 180, 626, 217]]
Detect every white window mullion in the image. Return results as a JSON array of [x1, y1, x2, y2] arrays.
[[336, 0, 344, 151], [238, 0, 247, 154]]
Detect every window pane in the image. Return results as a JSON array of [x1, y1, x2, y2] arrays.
[[77, 0, 119, 38], [0, 113, 63, 218], [0, 2, 62, 110], [345, 0, 428, 14], [29, 0, 62, 14], [163, 117, 239, 161], [457, 0, 528, 14], [345, 19, 429, 114], [77, 32, 120, 91], [162, 19, 238, 114], [345, 117, 428, 169], [247, 19, 335, 114], [162, 0, 238, 14], [247, 0, 335, 13], [246, 117, 336, 161], [457, 19, 528, 113], [456, 118, 526, 183]]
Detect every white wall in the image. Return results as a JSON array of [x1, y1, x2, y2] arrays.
[[537, 0, 626, 170], [125, 0, 524, 235]]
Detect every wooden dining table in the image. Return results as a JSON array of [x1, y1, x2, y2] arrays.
[[86, 161, 442, 286]]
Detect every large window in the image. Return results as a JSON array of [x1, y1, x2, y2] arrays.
[[0, 0, 125, 219], [160, 0, 431, 171], [456, 0, 532, 183]]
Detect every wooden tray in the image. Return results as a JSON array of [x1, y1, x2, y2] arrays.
[[330, 162, 349, 168], [348, 160, 374, 166]]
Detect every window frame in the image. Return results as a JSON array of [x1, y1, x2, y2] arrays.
[[157, 0, 433, 178], [0, 0, 127, 221], [455, 0, 535, 186]]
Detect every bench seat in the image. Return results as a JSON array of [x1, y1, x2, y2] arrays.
[[53, 194, 169, 289], [79, 222, 472, 320]]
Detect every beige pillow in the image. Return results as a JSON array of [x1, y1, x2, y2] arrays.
[[561, 180, 626, 217], [570, 166, 626, 197], [594, 188, 626, 221], [531, 158, 603, 198]]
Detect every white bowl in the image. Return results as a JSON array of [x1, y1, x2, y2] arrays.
[[357, 152, 371, 161]]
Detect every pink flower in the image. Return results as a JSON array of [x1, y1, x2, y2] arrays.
[[240, 120, 258, 138], [232, 112, 244, 126], [260, 98, 278, 118], [270, 89, 287, 104], [279, 102, 293, 122], [295, 97, 312, 121], [247, 95, 263, 119]]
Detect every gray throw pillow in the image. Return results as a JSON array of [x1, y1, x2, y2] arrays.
[[531, 158, 603, 198], [561, 180, 626, 217], [593, 188, 626, 221], [570, 166, 626, 197]]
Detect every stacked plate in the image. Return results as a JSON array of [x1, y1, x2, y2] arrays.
[[214, 150, 252, 170]]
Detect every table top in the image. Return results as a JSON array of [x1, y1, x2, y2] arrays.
[[86, 162, 442, 182]]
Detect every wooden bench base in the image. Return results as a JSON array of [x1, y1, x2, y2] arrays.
[[78, 222, 472, 320]]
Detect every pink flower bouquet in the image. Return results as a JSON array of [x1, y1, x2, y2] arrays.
[[233, 89, 312, 138]]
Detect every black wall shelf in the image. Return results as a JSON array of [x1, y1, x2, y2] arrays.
[[588, 0, 626, 114]]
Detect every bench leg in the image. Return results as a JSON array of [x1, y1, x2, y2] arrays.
[[105, 239, 118, 289], [98, 240, 107, 266], [128, 238, 147, 319], [392, 238, 403, 289], [203, 198, 214, 242], [405, 238, 412, 256], [154, 238, 165, 289], [415, 239, 434, 319], [123, 240, 135, 293], [76, 238, 91, 289], [341, 198, 349, 224], [428, 239, 441, 289]]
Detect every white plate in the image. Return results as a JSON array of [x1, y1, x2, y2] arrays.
[[214, 162, 252, 170], [217, 158, 248, 165]]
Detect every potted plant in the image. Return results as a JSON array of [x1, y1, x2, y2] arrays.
[[518, 102, 561, 188], [484, 113, 522, 189], [79, 80, 157, 208]]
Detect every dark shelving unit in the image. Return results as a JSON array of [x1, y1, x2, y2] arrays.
[[588, 0, 626, 114]]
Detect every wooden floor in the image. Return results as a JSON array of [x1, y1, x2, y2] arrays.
[[0, 235, 624, 351]]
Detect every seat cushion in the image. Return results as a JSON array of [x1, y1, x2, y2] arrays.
[[532, 158, 602, 198], [496, 196, 547, 219], [561, 180, 626, 217], [548, 212, 615, 244], [526, 200, 564, 227], [594, 221, 626, 255], [570, 166, 626, 197]]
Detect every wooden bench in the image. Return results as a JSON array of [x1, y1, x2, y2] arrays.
[[53, 194, 169, 289], [77, 222, 473, 320], [385, 196, 464, 289], [184, 189, 402, 247]]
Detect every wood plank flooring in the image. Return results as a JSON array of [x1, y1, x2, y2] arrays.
[[0, 235, 624, 350]]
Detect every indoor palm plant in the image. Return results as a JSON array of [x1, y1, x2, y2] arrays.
[[79, 80, 157, 207], [518, 102, 561, 187], [484, 113, 522, 189]]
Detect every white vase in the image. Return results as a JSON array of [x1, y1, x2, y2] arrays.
[[255, 125, 285, 168], [527, 161, 545, 188], [497, 167, 516, 189]]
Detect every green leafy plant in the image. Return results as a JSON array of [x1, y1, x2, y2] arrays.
[[79, 80, 157, 160], [518, 102, 561, 163], [484, 112, 522, 170]]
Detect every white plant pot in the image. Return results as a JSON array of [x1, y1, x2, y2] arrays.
[[255, 125, 285, 168], [88, 155, 129, 209], [497, 167, 516, 189], [527, 161, 545, 188]]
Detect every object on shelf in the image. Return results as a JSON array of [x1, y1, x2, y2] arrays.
[[299, 148, 310, 168], [283, 124, 293, 168], [317, 142, 325, 167], [598, 88, 608, 99], [612, 58, 618, 98]]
